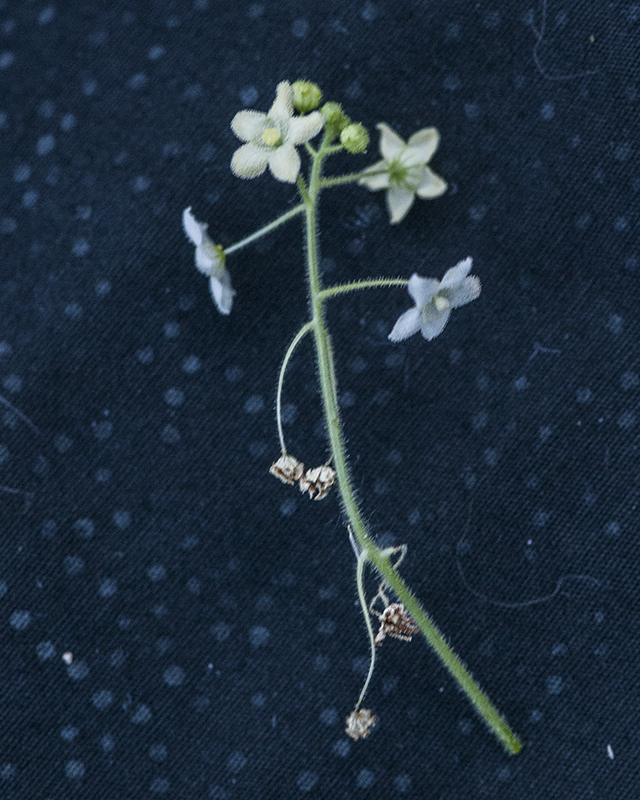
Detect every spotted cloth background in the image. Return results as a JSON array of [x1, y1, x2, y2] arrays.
[[1, 1, 638, 798]]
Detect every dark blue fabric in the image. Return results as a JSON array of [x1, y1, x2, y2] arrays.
[[1, 0, 638, 796]]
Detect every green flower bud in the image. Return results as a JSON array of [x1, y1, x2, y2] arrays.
[[340, 123, 369, 154], [292, 81, 323, 114], [320, 102, 351, 132]]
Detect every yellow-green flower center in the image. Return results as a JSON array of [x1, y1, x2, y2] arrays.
[[434, 294, 450, 313], [262, 127, 282, 146]]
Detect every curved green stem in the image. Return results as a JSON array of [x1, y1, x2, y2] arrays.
[[301, 143, 522, 756], [319, 278, 408, 301], [276, 321, 314, 454], [224, 204, 305, 255]]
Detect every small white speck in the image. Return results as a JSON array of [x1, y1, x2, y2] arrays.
[[607, 744, 614, 759], [62, 651, 73, 665]]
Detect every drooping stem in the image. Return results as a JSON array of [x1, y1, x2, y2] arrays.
[[354, 551, 377, 711], [225, 204, 305, 255], [301, 140, 523, 756], [276, 321, 314, 454]]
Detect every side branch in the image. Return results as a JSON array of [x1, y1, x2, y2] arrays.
[[319, 278, 408, 301], [276, 321, 315, 454], [225, 204, 305, 255]]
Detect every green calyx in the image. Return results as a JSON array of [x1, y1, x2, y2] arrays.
[[292, 81, 323, 113]]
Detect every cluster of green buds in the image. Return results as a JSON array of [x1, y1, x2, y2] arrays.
[[291, 80, 369, 154]]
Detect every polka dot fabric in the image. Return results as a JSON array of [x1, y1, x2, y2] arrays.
[[1, 1, 638, 797]]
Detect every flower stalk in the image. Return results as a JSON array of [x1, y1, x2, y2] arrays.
[[302, 137, 522, 756]]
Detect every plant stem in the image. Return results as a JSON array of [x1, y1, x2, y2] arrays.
[[276, 321, 314, 454], [319, 277, 408, 301], [354, 552, 377, 711], [302, 142, 523, 756], [224, 204, 305, 255], [318, 168, 388, 189]]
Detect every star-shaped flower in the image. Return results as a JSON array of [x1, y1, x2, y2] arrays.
[[359, 123, 447, 224], [389, 257, 480, 342], [182, 207, 235, 315], [230, 81, 325, 183]]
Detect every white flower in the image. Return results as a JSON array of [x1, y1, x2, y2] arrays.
[[182, 207, 235, 315], [359, 123, 447, 224], [230, 81, 325, 183], [389, 257, 480, 342]]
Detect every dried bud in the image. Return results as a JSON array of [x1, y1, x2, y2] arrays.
[[298, 464, 336, 500], [291, 80, 323, 114], [374, 602, 419, 646], [345, 708, 377, 740], [269, 454, 305, 485]]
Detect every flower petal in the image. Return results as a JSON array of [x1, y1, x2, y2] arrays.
[[415, 166, 447, 199], [377, 123, 406, 160], [406, 127, 440, 164], [419, 305, 451, 340], [269, 81, 294, 122], [386, 184, 416, 224], [448, 275, 481, 308], [231, 142, 269, 179], [440, 257, 473, 289], [268, 141, 300, 183], [288, 111, 325, 144], [231, 110, 266, 142], [407, 274, 439, 307], [358, 161, 390, 191], [182, 207, 205, 246], [209, 270, 235, 315], [388, 307, 422, 342]]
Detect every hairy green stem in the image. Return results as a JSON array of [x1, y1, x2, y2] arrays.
[[303, 140, 522, 756], [318, 167, 388, 188], [224, 204, 304, 255], [319, 277, 408, 301]]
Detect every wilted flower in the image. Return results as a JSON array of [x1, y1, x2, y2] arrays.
[[230, 81, 325, 183], [389, 257, 480, 342], [298, 464, 336, 500], [182, 207, 235, 315], [345, 708, 377, 740], [359, 122, 447, 224], [269, 454, 305, 485]]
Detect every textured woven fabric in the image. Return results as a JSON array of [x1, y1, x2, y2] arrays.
[[1, 1, 638, 797]]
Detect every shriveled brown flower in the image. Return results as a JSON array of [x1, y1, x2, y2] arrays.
[[345, 708, 377, 741], [269, 454, 305, 485], [374, 602, 419, 646], [298, 464, 336, 500]]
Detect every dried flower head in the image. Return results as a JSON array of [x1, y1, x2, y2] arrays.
[[345, 708, 377, 741], [374, 602, 420, 646], [269, 454, 305, 485], [299, 464, 336, 500]]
